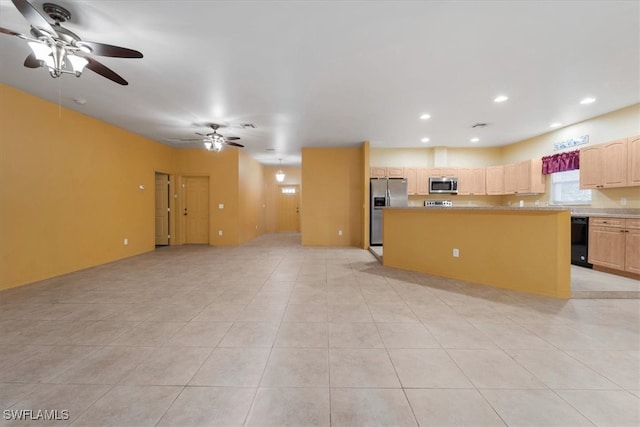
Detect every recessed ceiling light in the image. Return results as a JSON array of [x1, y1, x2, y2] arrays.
[[421, 137, 430, 143], [580, 97, 596, 105], [419, 113, 431, 120], [494, 95, 509, 103], [470, 137, 479, 143], [550, 122, 562, 128], [73, 98, 87, 105]]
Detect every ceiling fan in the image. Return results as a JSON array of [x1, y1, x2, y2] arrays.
[[0, 0, 143, 85], [195, 124, 245, 152]]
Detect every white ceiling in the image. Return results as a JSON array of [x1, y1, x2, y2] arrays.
[[1, 1, 638, 166]]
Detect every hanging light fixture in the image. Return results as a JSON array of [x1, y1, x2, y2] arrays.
[[275, 159, 285, 182]]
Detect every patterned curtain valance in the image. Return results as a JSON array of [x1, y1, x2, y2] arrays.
[[541, 149, 580, 175]]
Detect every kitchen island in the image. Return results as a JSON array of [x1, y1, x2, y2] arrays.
[[383, 207, 571, 298]]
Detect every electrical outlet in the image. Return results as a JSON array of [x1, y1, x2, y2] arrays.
[[453, 248, 459, 257], [218, 203, 224, 209], [338, 230, 343, 236], [621, 198, 627, 206], [124, 238, 128, 246], [218, 230, 223, 236]]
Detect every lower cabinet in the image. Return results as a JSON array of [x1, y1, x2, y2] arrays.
[[589, 217, 640, 274]]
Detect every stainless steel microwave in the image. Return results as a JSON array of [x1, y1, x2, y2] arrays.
[[429, 177, 458, 194]]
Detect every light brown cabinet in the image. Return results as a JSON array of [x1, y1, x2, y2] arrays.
[[515, 158, 545, 194], [486, 166, 505, 195], [589, 217, 640, 274], [386, 167, 405, 178], [416, 168, 429, 195], [429, 167, 458, 177], [626, 219, 640, 274], [579, 138, 628, 189], [504, 164, 517, 194], [628, 135, 640, 186], [370, 167, 405, 178], [458, 167, 486, 195], [370, 167, 387, 178], [404, 167, 417, 195], [500, 159, 545, 195]]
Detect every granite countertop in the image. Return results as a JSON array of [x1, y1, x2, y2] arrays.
[[385, 206, 640, 218], [570, 209, 640, 219], [385, 206, 569, 212]]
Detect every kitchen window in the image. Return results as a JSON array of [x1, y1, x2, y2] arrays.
[[550, 169, 591, 205]]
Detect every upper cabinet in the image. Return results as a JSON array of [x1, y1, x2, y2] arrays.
[[370, 167, 405, 178], [580, 138, 630, 189], [515, 158, 546, 194], [404, 168, 418, 195], [386, 167, 405, 178], [628, 135, 640, 186], [370, 167, 387, 178], [486, 166, 505, 195], [458, 167, 486, 195], [503, 163, 517, 194], [429, 167, 458, 177], [502, 159, 545, 194], [416, 168, 429, 195]]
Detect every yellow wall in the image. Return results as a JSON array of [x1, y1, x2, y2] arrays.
[[383, 208, 571, 298], [0, 84, 175, 290], [238, 150, 265, 243], [263, 166, 302, 233], [301, 147, 364, 246], [0, 84, 268, 290]]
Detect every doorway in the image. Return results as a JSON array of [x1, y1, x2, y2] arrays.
[[154, 172, 170, 246], [277, 185, 300, 232], [184, 176, 210, 244]]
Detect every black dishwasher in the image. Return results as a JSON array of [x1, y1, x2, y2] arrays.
[[571, 217, 592, 268]]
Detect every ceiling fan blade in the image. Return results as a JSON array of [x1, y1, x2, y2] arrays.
[[79, 41, 143, 58], [195, 132, 213, 137], [0, 26, 23, 37], [23, 53, 40, 68], [224, 136, 241, 141], [11, 0, 58, 36], [224, 141, 245, 148], [85, 57, 128, 85]]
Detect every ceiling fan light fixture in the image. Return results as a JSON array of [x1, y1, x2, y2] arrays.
[[67, 54, 88, 75], [204, 140, 213, 150], [213, 140, 223, 152], [27, 41, 52, 61]]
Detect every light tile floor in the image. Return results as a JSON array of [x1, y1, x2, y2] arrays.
[[0, 233, 638, 426]]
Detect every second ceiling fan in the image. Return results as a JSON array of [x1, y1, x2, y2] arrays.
[[196, 124, 245, 152]]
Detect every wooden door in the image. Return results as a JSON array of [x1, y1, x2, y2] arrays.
[[602, 139, 627, 187], [627, 136, 640, 186], [184, 176, 209, 244], [277, 185, 300, 232], [155, 173, 170, 245]]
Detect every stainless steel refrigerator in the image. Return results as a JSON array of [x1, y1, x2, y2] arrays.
[[370, 178, 408, 246]]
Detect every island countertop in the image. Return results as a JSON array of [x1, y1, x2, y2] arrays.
[[381, 207, 571, 298]]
